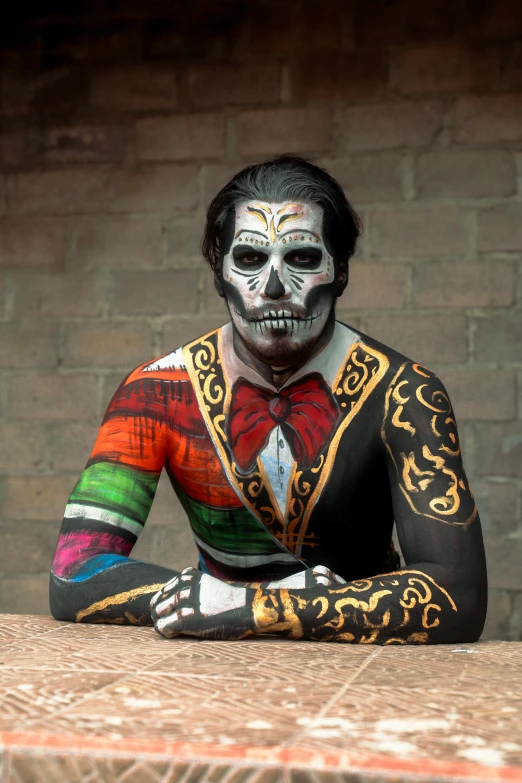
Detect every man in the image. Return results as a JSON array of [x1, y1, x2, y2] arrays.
[[50, 156, 487, 644]]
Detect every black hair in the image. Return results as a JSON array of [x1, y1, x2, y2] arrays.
[[201, 155, 361, 272]]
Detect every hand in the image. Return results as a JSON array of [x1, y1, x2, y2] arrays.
[[265, 564, 346, 589], [150, 567, 254, 640]]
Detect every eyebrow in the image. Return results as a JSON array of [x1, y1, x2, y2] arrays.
[[278, 228, 322, 241], [246, 206, 269, 230], [277, 211, 304, 231], [234, 229, 269, 240], [277, 203, 302, 215]]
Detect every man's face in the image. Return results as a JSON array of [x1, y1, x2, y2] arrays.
[[219, 200, 342, 367]]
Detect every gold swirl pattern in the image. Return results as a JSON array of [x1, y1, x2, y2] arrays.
[[251, 569, 457, 643], [194, 339, 216, 371], [203, 373, 223, 404], [381, 363, 477, 529], [342, 351, 369, 395], [247, 478, 263, 498], [213, 414, 227, 442], [293, 470, 312, 497], [310, 454, 325, 474]]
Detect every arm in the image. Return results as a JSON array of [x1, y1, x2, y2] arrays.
[[152, 363, 487, 644], [50, 373, 179, 625]]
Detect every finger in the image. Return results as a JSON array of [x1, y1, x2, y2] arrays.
[[155, 606, 195, 639], [150, 577, 180, 608], [151, 590, 174, 613], [151, 572, 195, 609], [158, 570, 194, 596], [171, 587, 191, 607], [153, 591, 181, 618], [155, 584, 194, 617], [312, 565, 329, 576], [314, 575, 331, 586]]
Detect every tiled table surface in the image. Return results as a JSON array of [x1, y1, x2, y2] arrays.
[[0, 615, 520, 783]]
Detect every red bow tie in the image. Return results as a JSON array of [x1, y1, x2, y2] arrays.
[[226, 373, 340, 474]]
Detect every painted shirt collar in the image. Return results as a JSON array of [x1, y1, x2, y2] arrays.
[[220, 320, 360, 392]]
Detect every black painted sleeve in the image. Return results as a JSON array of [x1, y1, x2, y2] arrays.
[[245, 362, 487, 644]]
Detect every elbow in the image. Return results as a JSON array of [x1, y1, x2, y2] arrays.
[[447, 583, 488, 644], [461, 604, 487, 643], [49, 571, 76, 623]]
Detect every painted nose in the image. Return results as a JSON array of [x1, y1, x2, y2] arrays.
[[263, 267, 286, 300]]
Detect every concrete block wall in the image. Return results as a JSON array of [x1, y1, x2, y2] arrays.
[[0, 0, 520, 638]]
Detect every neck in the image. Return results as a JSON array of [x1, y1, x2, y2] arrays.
[[232, 311, 336, 389]]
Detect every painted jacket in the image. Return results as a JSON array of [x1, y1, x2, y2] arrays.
[[50, 322, 477, 623]]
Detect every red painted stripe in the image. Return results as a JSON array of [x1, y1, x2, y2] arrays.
[[1, 732, 521, 782]]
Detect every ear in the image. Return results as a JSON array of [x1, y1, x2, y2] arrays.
[[334, 261, 349, 297], [214, 262, 225, 298]]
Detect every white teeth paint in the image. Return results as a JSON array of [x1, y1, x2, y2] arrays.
[[233, 307, 324, 335]]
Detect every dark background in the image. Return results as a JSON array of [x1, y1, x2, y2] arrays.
[[0, 0, 520, 638]]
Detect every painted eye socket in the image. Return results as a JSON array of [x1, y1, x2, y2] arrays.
[[232, 246, 267, 270], [285, 249, 322, 270]]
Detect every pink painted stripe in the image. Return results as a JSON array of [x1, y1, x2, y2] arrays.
[[0, 732, 521, 782], [52, 531, 132, 577]]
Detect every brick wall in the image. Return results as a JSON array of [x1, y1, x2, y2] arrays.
[[0, 0, 520, 638]]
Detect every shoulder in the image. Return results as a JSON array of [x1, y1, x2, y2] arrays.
[[382, 359, 452, 432], [121, 326, 224, 389], [345, 324, 456, 429], [124, 345, 190, 387], [345, 324, 438, 384], [346, 325, 450, 395], [375, 337, 459, 466]]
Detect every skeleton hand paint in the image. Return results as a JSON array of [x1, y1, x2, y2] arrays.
[[150, 565, 345, 640], [151, 567, 253, 640], [220, 201, 341, 368]]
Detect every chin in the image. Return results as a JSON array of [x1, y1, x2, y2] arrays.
[[233, 312, 330, 367]]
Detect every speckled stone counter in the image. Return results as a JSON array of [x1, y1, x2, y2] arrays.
[[0, 615, 520, 782]]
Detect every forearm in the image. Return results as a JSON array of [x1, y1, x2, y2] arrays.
[[151, 563, 483, 643], [249, 564, 477, 644], [50, 557, 178, 625]]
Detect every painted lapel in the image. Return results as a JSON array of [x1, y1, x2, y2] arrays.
[[183, 329, 389, 559]]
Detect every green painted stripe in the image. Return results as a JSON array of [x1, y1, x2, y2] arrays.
[[70, 462, 159, 525], [175, 486, 282, 555]]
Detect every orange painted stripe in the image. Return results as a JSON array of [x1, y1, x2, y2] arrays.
[[176, 473, 241, 507], [91, 417, 167, 472], [168, 434, 241, 507], [0, 733, 521, 781]]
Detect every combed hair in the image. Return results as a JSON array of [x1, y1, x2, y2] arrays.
[[201, 155, 361, 272]]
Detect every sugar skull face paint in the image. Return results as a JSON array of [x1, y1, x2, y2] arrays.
[[221, 201, 341, 367]]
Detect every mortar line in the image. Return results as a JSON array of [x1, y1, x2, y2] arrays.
[[284, 645, 383, 747], [0, 621, 71, 651]]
